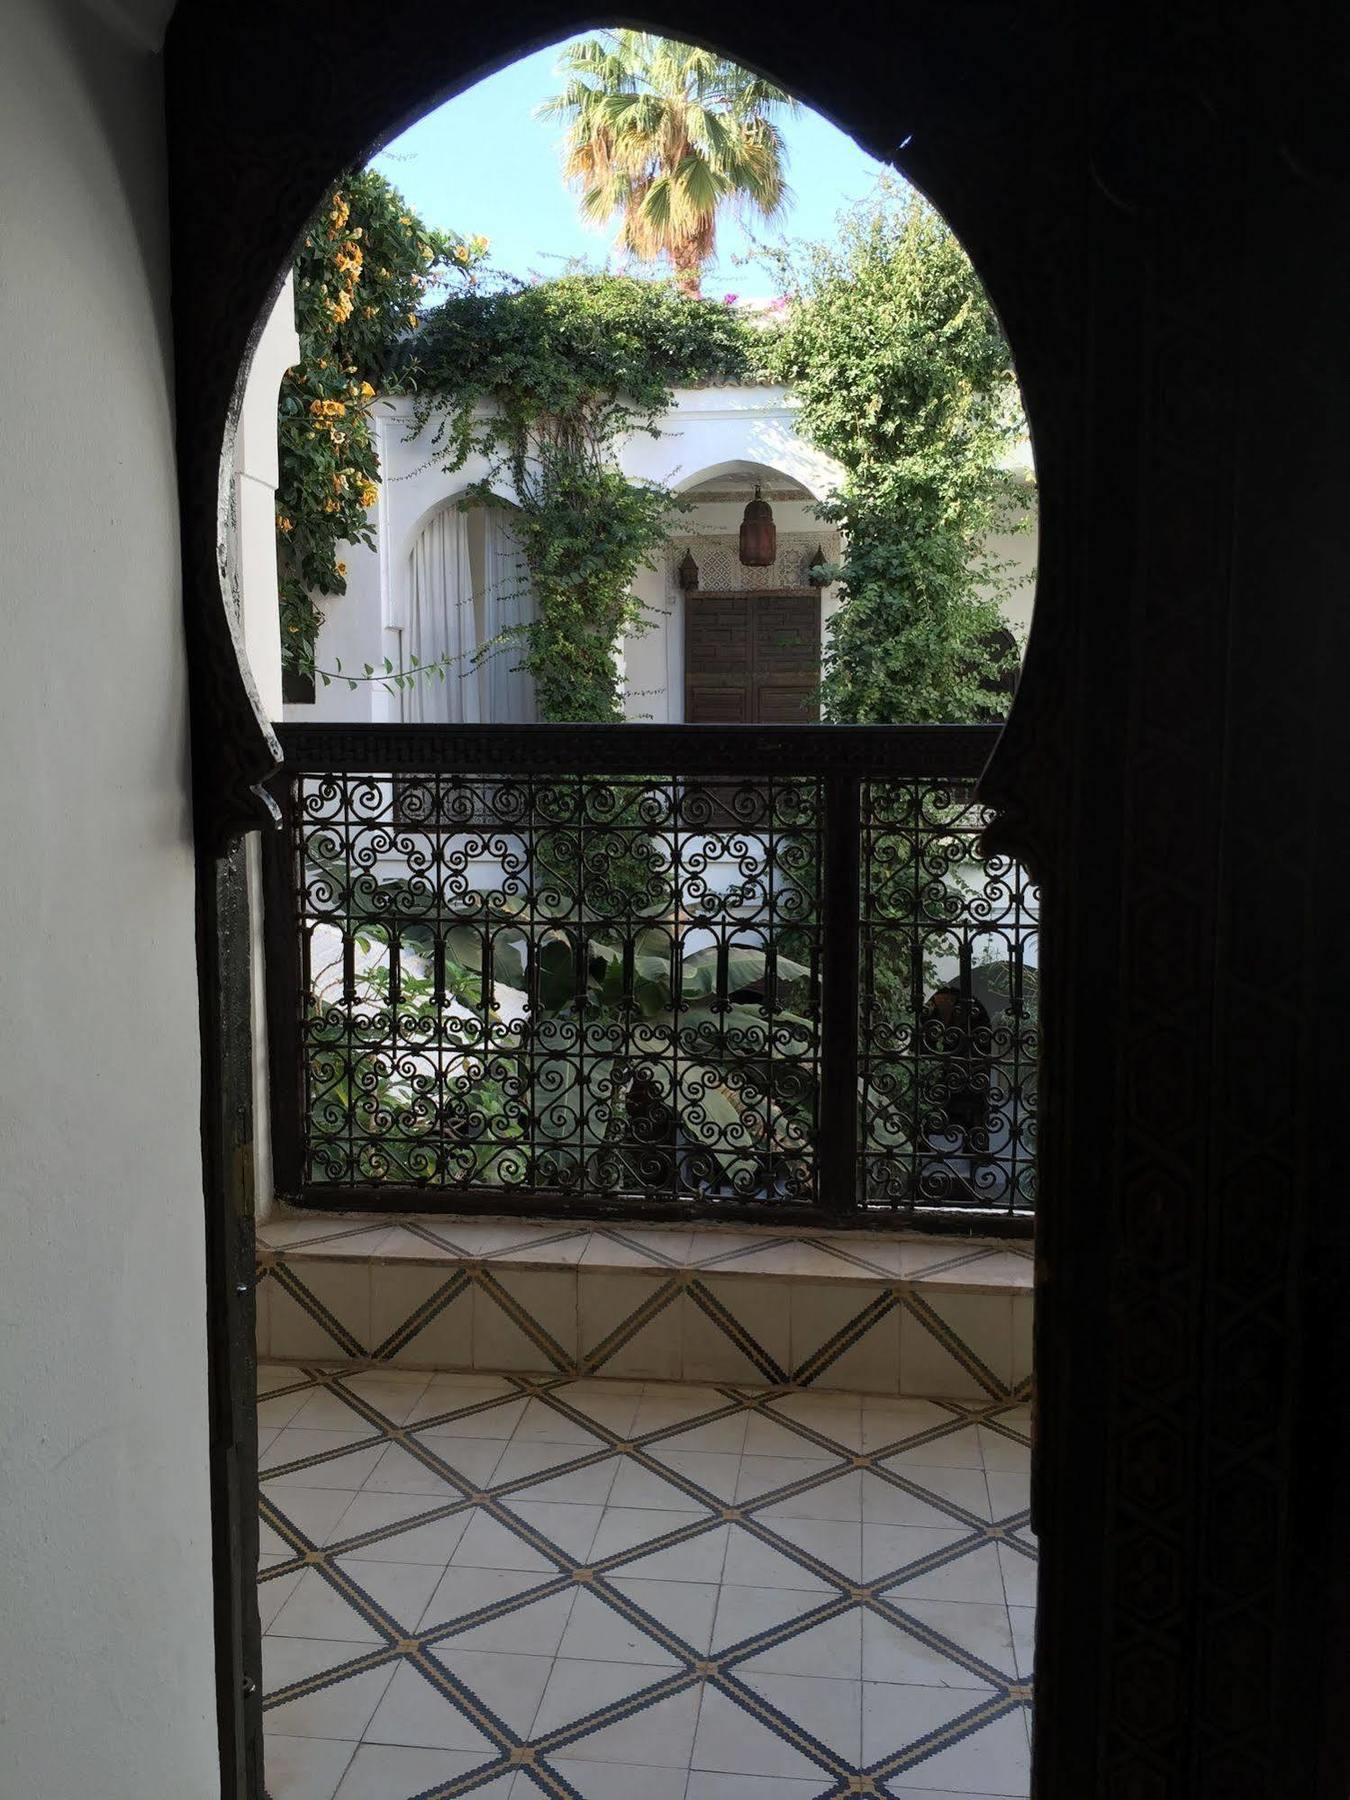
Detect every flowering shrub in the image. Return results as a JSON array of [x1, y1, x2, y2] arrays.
[[275, 171, 486, 674]]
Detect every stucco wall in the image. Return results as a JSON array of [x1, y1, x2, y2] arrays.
[[0, 2, 219, 1793], [288, 386, 1038, 725]]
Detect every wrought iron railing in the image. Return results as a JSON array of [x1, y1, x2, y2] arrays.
[[263, 724, 1038, 1232]]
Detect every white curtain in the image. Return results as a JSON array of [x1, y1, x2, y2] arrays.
[[401, 507, 480, 724], [480, 507, 538, 724]]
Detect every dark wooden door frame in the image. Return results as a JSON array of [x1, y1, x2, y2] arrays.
[[165, 5, 1350, 1794], [683, 586, 822, 722]]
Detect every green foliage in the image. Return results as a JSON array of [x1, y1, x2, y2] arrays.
[[406, 274, 753, 719], [275, 170, 486, 673], [762, 183, 1031, 722], [539, 32, 795, 296]]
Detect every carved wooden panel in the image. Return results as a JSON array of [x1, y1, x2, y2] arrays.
[[685, 589, 820, 723]]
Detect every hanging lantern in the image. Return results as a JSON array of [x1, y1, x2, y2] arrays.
[[807, 545, 829, 585], [738, 484, 776, 568], [678, 549, 700, 592]]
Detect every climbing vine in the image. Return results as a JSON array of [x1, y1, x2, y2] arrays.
[[762, 182, 1032, 723], [404, 274, 754, 720], [275, 170, 486, 675]]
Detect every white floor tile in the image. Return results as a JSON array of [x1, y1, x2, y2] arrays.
[[877, 1696, 1030, 1793], [721, 1520, 844, 1591], [263, 1733, 356, 1799], [431, 1644, 555, 1736], [420, 1567, 577, 1654], [364, 1438, 501, 1494], [497, 1498, 605, 1562], [264, 1487, 360, 1549], [685, 1774, 830, 1799], [532, 1661, 701, 1766], [691, 1683, 830, 1779], [860, 1524, 970, 1584], [710, 1583, 828, 1654], [449, 1508, 561, 1573], [556, 1587, 683, 1665], [333, 1743, 502, 1799], [883, 1543, 1010, 1607], [264, 1641, 399, 1742], [735, 1668, 861, 1762], [546, 1757, 689, 1798], [735, 1605, 863, 1681], [863, 1467, 989, 1526], [755, 1467, 863, 1523], [362, 1660, 500, 1754], [866, 1599, 1013, 1684], [996, 1543, 1038, 1608], [268, 1570, 383, 1644], [606, 1574, 720, 1652], [1009, 1604, 1035, 1678], [590, 1510, 729, 1583], [325, 1491, 471, 1564], [263, 1431, 386, 1493]]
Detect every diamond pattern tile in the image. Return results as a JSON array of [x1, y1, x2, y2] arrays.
[[258, 1215, 1034, 1409], [259, 1363, 1036, 1798]]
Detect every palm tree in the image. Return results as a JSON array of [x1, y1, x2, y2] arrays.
[[539, 33, 796, 297]]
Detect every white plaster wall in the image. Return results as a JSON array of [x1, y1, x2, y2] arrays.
[[0, 2, 218, 1793], [294, 387, 1038, 722], [234, 273, 300, 721]]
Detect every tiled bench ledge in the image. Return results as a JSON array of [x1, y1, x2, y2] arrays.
[[256, 1213, 1033, 1403]]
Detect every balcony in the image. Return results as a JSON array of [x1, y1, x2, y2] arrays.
[[257, 722, 1039, 1797], [262, 723, 1039, 1233]]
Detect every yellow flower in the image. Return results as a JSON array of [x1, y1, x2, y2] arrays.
[[276, 515, 293, 534], [308, 398, 325, 416], [406, 312, 418, 329], [398, 214, 411, 225], [359, 483, 378, 509], [359, 380, 375, 400], [336, 561, 347, 578]]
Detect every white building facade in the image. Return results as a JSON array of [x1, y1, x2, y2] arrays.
[[278, 379, 1037, 728]]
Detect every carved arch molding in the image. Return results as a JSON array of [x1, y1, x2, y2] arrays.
[[167, 4, 1350, 1792]]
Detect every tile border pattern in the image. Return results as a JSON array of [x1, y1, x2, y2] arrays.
[[258, 1216, 1033, 1403], [260, 1363, 1036, 1798]]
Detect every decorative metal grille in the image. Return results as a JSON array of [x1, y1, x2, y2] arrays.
[[265, 725, 1038, 1231], [859, 776, 1038, 1215]]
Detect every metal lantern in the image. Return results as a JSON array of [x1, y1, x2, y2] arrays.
[[807, 544, 829, 585], [678, 549, 700, 592], [738, 484, 776, 568]]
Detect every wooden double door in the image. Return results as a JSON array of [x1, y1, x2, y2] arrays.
[[683, 588, 821, 723]]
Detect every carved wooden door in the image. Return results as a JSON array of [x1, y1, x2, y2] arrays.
[[684, 589, 820, 723]]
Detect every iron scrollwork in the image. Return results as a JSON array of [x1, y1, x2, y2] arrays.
[[269, 727, 1037, 1228]]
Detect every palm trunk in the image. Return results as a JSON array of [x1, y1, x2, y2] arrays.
[[672, 237, 703, 297]]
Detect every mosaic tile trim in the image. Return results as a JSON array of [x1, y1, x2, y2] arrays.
[[258, 1212, 1034, 1290], [258, 1215, 1033, 1402], [259, 1363, 1036, 1798]]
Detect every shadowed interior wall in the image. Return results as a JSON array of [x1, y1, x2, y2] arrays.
[[0, 2, 218, 1792]]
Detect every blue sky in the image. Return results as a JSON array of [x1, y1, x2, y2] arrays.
[[369, 34, 893, 299]]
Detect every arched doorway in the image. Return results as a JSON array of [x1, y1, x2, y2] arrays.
[[168, 8, 1350, 1799]]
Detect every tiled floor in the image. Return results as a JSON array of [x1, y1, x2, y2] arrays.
[[259, 1361, 1035, 1799]]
